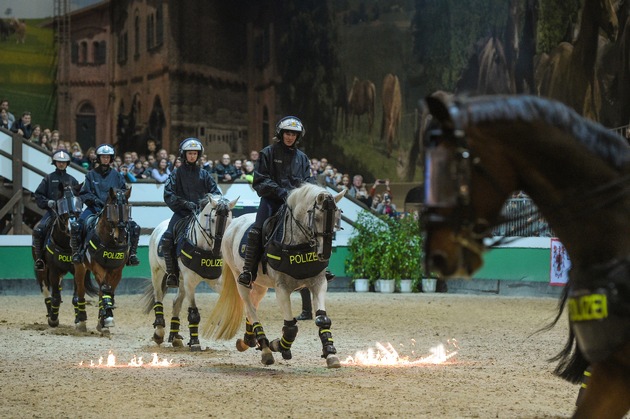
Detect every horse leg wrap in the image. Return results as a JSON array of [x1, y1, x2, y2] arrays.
[[168, 317, 182, 342], [187, 307, 201, 347], [99, 289, 115, 320], [315, 310, 336, 358], [243, 320, 257, 347], [45, 297, 53, 318], [237, 228, 262, 288], [153, 302, 165, 328], [277, 319, 298, 360], [50, 295, 61, 320], [75, 298, 87, 322], [252, 322, 269, 349]]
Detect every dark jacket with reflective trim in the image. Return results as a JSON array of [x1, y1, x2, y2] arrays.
[[80, 166, 127, 211], [34, 169, 79, 209], [254, 141, 315, 202], [164, 162, 220, 214]]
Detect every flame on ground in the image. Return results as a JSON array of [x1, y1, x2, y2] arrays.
[[79, 351, 175, 368], [342, 339, 458, 367]]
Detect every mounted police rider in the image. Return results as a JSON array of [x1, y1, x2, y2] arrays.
[[238, 116, 322, 288], [70, 144, 140, 266], [32, 150, 80, 271], [162, 138, 221, 288]]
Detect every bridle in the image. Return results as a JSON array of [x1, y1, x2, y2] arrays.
[[189, 196, 231, 255], [104, 190, 131, 245]]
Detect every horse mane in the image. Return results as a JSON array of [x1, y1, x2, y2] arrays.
[[286, 183, 329, 210], [463, 95, 629, 169]]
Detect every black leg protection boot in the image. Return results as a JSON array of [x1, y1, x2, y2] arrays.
[[33, 227, 46, 271], [296, 288, 313, 320], [127, 222, 140, 266], [237, 227, 263, 288], [161, 234, 179, 288], [70, 220, 83, 264]]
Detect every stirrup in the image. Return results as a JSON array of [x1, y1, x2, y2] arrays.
[[165, 273, 179, 288], [72, 252, 82, 264], [325, 270, 335, 282], [237, 271, 254, 289], [296, 310, 312, 321], [35, 259, 45, 271], [127, 254, 140, 266]]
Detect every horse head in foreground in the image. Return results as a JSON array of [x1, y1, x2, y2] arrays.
[[422, 94, 630, 418], [203, 183, 345, 367]]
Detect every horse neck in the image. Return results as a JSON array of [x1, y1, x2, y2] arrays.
[[283, 205, 311, 245], [51, 218, 70, 248]]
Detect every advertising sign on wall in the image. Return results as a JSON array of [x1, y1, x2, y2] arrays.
[[550, 238, 571, 286]]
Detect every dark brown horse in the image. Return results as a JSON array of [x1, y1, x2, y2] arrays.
[[347, 77, 375, 133], [422, 94, 630, 418], [34, 184, 97, 327], [380, 73, 401, 157], [74, 188, 133, 335]]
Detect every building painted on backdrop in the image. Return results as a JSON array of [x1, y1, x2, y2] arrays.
[[52, 0, 281, 159]]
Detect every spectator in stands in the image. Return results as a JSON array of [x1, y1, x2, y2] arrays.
[[10, 111, 34, 139], [376, 192, 397, 218], [155, 149, 169, 169], [39, 133, 51, 151], [168, 153, 177, 169], [71, 150, 87, 167], [122, 152, 134, 171], [120, 164, 137, 183], [215, 153, 238, 183], [151, 158, 171, 183], [347, 174, 372, 207], [147, 154, 156, 168], [30, 125, 42, 144], [371, 193, 382, 211], [132, 160, 147, 179], [145, 138, 158, 158], [0, 99, 15, 125], [70, 141, 82, 155], [249, 150, 259, 166], [113, 155, 123, 170], [85, 147, 97, 170], [174, 157, 183, 169], [318, 158, 329, 175], [233, 159, 243, 179], [1, 108, 12, 130], [50, 130, 61, 144], [317, 164, 337, 187], [369, 178, 392, 201], [241, 160, 255, 183], [337, 174, 351, 191], [310, 158, 320, 177], [141, 160, 153, 178]]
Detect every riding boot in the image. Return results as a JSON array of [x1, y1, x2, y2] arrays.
[[70, 220, 82, 264], [296, 288, 313, 320], [127, 222, 140, 266], [32, 227, 45, 271], [237, 227, 263, 288], [161, 234, 179, 288], [325, 269, 335, 282]]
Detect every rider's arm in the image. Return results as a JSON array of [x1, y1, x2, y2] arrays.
[[34, 176, 50, 209], [164, 169, 189, 212], [253, 147, 286, 200]]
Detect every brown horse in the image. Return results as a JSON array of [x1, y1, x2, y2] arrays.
[[537, 0, 618, 120], [422, 94, 630, 418], [10, 18, 25, 44], [74, 188, 133, 335], [347, 77, 375, 133], [380, 73, 401, 157]]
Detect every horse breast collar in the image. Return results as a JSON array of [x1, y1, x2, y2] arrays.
[[86, 233, 128, 269], [45, 237, 73, 270], [179, 238, 223, 279], [567, 258, 630, 364]]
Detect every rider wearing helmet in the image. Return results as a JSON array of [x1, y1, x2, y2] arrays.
[[32, 150, 80, 271], [71, 144, 141, 266], [237, 116, 317, 289], [162, 138, 221, 287]]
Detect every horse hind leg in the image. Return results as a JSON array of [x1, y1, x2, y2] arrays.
[[315, 310, 340, 368], [251, 321, 274, 365], [47, 294, 62, 328], [168, 317, 184, 347], [236, 319, 257, 352], [270, 319, 298, 360], [187, 307, 202, 351], [152, 301, 166, 345]]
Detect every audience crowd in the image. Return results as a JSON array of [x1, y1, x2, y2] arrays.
[[2, 97, 406, 217]]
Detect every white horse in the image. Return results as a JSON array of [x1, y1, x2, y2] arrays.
[[202, 183, 345, 367], [142, 194, 237, 351]]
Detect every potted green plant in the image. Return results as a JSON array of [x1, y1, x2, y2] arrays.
[[345, 211, 388, 291], [379, 215, 422, 292]]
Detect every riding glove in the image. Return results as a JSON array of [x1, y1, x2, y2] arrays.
[[47, 200, 56, 208], [185, 201, 197, 212]]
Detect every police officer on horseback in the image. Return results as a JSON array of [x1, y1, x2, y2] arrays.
[[32, 150, 80, 271], [70, 144, 141, 266], [162, 138, 221, 288], [237, 116, 320, 289]]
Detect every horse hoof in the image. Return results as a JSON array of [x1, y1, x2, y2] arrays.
[[261, 348, 275, 365], [172, 338, 184, 348], [326, 355, 341, 369], [152, 333, 164, 345], [102, 317, 115, 328], [269, 338, 280, 352], [236, 339, 250, 352], [48, 318, 59, 328], [189, 344, 202, 352], [76, 321, 87, 332]]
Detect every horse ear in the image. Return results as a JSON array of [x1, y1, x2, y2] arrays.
[[425, 95, 452, 127], [109, 187, 116, 200], [334, 188, 346, 203], [228, 196, 239, 209], [74, 182, 83, 194]]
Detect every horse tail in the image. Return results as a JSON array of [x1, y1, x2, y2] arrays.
[[540, 283, 588, 383], [83, 271, 100, 297], [139, 278, 162, 315], [201, 266, 243, 340]]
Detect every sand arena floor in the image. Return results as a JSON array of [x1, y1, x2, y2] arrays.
[[0, 291, 579, 418]]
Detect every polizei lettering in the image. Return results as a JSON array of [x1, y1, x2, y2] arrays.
[[102, 250, 126, 260], [200, 258, 223, 267], [58, 254, 72, 263], [289, 252, 319, 264], [568, 294, 608, 322]]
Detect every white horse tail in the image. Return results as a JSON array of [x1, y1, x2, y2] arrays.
[[202, 266, 243, 340]]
